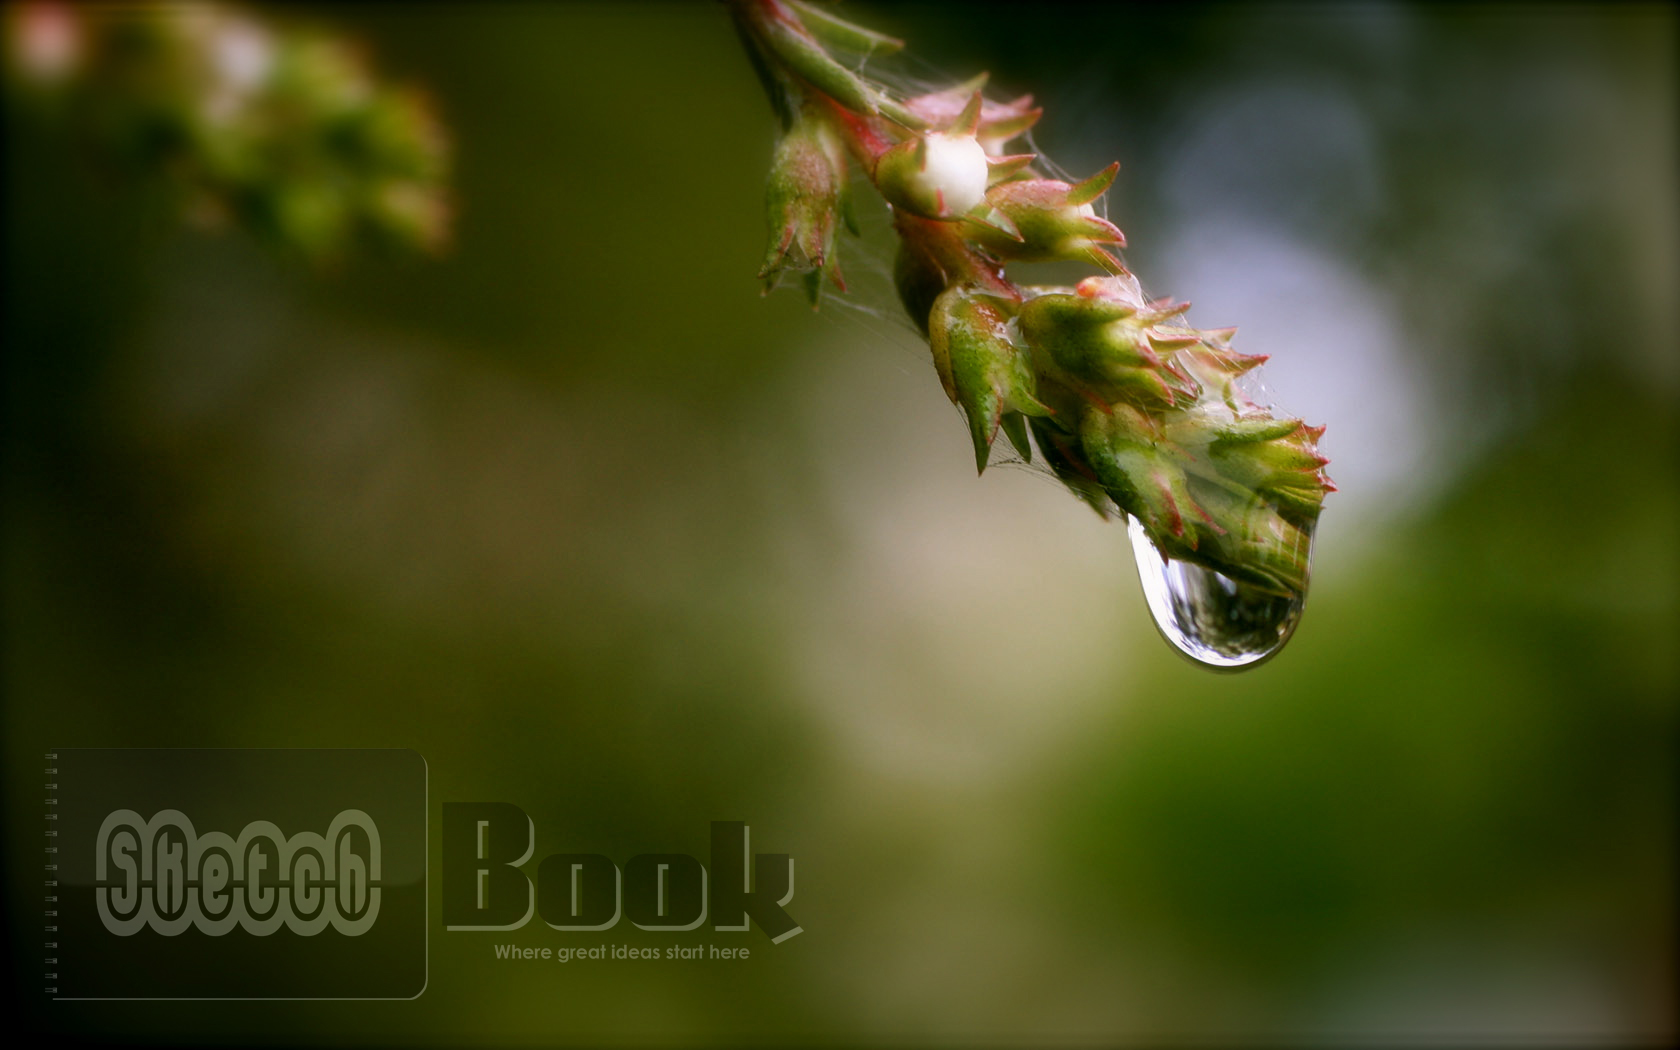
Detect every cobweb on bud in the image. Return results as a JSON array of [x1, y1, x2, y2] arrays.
[[851, 36, 1115, 222], [793, 27, 1282, 482], [805, 171, 921, 350]]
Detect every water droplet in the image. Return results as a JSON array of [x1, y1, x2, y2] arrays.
[[1127, 515, 1307, 671]]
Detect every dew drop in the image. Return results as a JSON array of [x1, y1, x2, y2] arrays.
[[1127, 515, 1307, 671]]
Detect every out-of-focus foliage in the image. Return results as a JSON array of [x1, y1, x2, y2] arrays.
[[4, 2, 1674, 1045], [4, 1, 450, 259]]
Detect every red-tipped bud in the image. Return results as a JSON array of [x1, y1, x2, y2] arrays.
[[928, 285, 1048, 471], [760, 108, 850, 304], [1018, 288, 1201, 411], [963, 168, 1126, 271], [1079, 404, 1208, 543], [1199, 417, 1335, 530], [902, 77, 1043, 153], [1078, 402, 1323, 594]]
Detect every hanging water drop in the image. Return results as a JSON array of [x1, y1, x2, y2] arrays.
[[1127, 515, 1308, 671]]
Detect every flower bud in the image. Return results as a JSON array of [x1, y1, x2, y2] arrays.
[[901, 75, 1042, 154], [875, 130, 990, 220], [1196, 417, 1334, 531], [1079, 402, 1320, 595], [928, 284, 1045, 470], [1016, 273, 1332, 592], [964, 164, 1125, 271], [1018, 282, 1200, 411], [760, 109, 849, 303], [734, 0, 878, 116]]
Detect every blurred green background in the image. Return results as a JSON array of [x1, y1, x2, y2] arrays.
[[5, 1, 1675, 1044]]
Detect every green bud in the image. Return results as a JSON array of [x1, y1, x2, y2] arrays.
[[1018, 280, 1200, 411], [760, 108, 849, 304], [928, 285, 1046, 472], [784, 0, 904, 56], [1079, 402, 1199, 535], [1178, 480, 1317, 595], [964, 165, 1125, 270], [737, 0, 877, 116], [1074, 389, 1331, 594], [1197, 418, 1334, 531]]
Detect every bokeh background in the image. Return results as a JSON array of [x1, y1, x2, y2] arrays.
[[5, 1, 1675, 1044]]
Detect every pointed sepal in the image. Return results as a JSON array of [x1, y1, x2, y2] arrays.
[[985, 152, 1037, 184], [978, 102, 1042, 151], [954, 91, 984, 136], [1018, 286, 1202, 411], [963, 169, 1128, 267], [1065, 161, 1119, 206], [901, 80, 1043, 152], [759, 106, 850, 302], [785, 0, 904, 55], [967, 204, 1023, 242], [1000, 412, 1033, 463], [742, 0, 877, 115], [928, 284, 1049, 473]]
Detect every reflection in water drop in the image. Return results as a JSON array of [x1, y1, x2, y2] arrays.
[[1127, 515, 1307, 671]]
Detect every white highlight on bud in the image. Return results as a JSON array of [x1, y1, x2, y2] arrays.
[[916, 132, 989, 216]]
